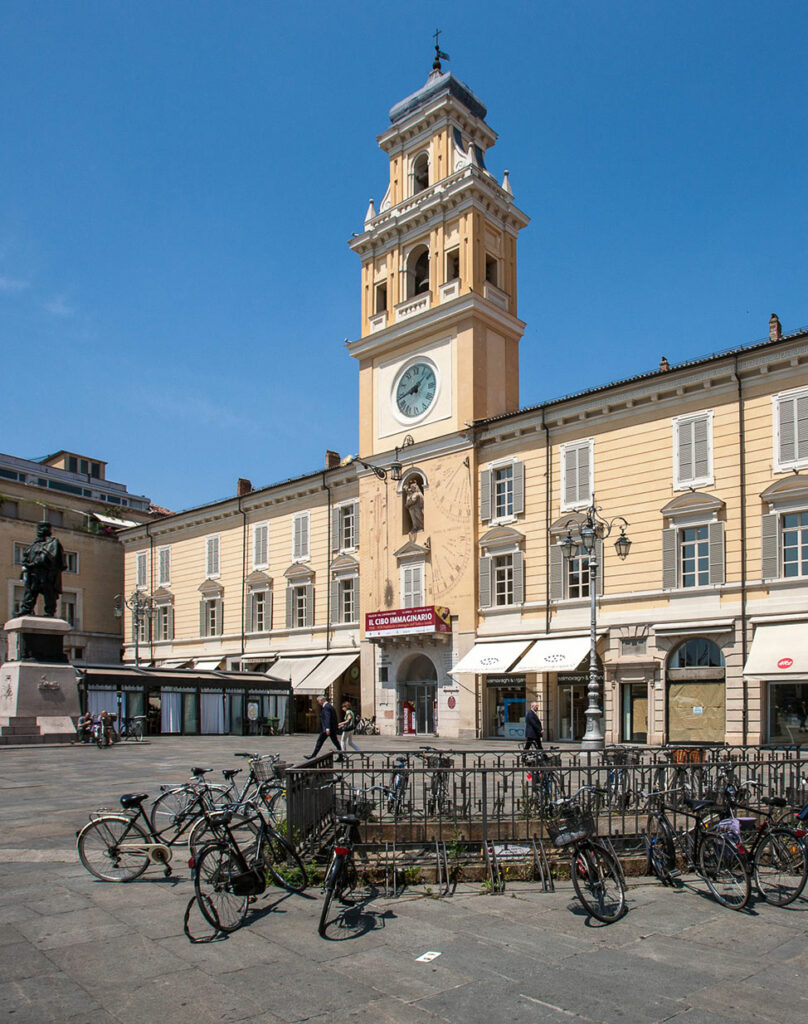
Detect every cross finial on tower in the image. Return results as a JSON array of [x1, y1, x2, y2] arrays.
[[432, 29, 450, 72]]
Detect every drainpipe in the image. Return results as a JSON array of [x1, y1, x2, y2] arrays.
[[733, 355, 749, 745], [542, 408, 551, 636], [239, 494, 247, 662], [146, 522, 154, 665], [322, 469, 332, 652]]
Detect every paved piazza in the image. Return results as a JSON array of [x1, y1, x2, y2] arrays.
[[1, 736, 806, 1024]]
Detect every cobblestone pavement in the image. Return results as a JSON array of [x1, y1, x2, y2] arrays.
[[1, 736, 807, 1023]]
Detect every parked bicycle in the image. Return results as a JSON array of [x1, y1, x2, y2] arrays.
[[118, 716, 146, 742], [355, 715, 378, 735], [520, 747, 564, 816], [318, 810, 362, 935], [545, 786, 627, 923], [644, 787, 751, 909], [416, 746, 454, 816]]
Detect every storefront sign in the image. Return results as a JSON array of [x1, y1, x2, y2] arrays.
[[486, 674, 526, 688], [246, 700, 259, 722], [366, 606, 451, 638], [778, 657, 794, 670], [447, 695, 456, 709]]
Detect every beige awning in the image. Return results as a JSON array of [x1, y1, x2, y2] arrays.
[[292, 653, 359, 695], [192, 657, 224, 671], [744, 624, 808, 676], [449, 641, 532, 676], [511, 636, 591, 675], [269, 656, 326, 691], [92, 512, 140, 529]]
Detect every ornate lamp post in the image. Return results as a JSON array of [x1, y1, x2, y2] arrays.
[[113, 591, 155, 668], [559, 496, 631, 750]]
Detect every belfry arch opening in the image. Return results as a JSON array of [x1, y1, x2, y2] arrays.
[[406, 245, 430, 298], [412, 152, 429, 195]]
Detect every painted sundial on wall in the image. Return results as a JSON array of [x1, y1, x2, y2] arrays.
[[430, 457, 473, 598]]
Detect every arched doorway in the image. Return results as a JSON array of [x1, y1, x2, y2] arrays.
[[398, 653, 437, 735], [666, 637, 725, 743]]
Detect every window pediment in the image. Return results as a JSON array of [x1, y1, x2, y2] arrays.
[[198, 579, 223, 596], [479, 525, 525, 551], [660, 491, 724, 519], [760, 477, 808, 507], [393, 539, 430, 562], [330, 553, 359, 573], [246, 569, 271, 587], [152, 587, 173, 604], [284, 562, 314, 582], [550, 513, 586, 536]]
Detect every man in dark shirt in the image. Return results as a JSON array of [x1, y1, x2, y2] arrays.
[[524, 701, 543, 750], [306, 696, 342, 759]]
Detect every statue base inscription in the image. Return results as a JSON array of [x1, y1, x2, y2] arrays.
[[0, 617, 79, 744]]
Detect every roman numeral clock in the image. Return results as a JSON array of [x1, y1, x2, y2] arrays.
[[394, 360, 438, 420]]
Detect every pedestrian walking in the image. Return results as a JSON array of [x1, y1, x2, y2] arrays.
[[306, 695, 342, 759], [524, 701, 543, 750], [338, 701, 361, 753]]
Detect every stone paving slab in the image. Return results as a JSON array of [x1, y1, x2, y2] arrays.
[[1, 736, 808, 1024]]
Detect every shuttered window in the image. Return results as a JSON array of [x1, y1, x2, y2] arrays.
[[561, 440, 593, 509], [136, 552, 147, 589], [480, 551, 524, 607], [776, 391, 808, 470], [253, 523, 269, 569], [200, 596, 222, 636], [402, 564, 424, 608], [480, 462, 525, 521], [249, 589, 271, 632], [157, 604, 174, 641], [332, 502, 357, 551], [206, 536, 220, 578], [292, 512, 310, 561], [661, 522, 725, 589], [675, 413, 712, 487], [158, 547, 171, 586]]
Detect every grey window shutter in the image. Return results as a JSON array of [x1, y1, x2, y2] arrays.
[[305, 584, 314, 627], [512, 551, 524, 604], [267, 590, 273, 631], [550, 543, 563, 601], [215, 598, 223, 636], [513, 461, 525, 515], [798, 395, 808, 461], [350, 577, 358, 620], [285, 587, 293, 628], [708, 521, 725, 585], [168, 606, 174, 640], [564, 447, 578, 506], [780, 396, 796, 464], [480, 469, 492, 521], [693, 416, 709, 480], [578, 444, 591, 504], [331, 508, 341, 552], [595, 538, 604, 596], [330, 578, 340, 624], [677, 420, 694, 482], [761, 513, 778, 580], [200, 600, 206, 637], [662, 528, 678, 590], [479, 556, 492, 608], [353, 501, 360, 547]]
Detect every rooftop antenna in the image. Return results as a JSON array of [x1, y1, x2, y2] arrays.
[[433, 28, 450, 72]]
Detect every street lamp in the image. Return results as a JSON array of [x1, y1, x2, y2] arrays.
[[389, 435, 415, 482], [559, 495, 631, 750], [113, 590, 155, 668]]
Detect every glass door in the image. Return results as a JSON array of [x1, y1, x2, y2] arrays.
[[558, 684, 587, 740]]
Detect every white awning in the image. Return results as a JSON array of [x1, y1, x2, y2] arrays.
[[511, 636, 591, 675], [292, 653, 359, 695], [449, 641, 532, 676], [92, 512, 140, 529], [159, 658, 192, 668], [192, 657, 224, 671], [269, 656, 326, 691], [744, 624, 808, 676]]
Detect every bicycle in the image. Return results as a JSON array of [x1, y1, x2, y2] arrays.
[[603, 745, 636, 811], [416, 746, 454, 816], [545, 786, 627, 924], [520, 747, 564, 816], [355, 715, 378, 735], [644, 787, 751, 910], [193, 801, 309, 934], [148, 767, 232, 837], [118, 716, 146, 742], [318, 811, 362, 935]]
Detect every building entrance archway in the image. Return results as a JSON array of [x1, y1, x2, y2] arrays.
[[398, 653, 438, 735]]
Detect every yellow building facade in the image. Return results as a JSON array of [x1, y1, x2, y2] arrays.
[[120, 64, 808, 746]]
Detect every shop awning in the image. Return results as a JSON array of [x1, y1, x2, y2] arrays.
[[292, 652, 359, 695], [449, 641, 532, 676], [743, 624, 808, 676], [269, 656, 326, 692], [192, 657, 225, 671], [510, 635, 591, 675], [92, 512, 140, 529]]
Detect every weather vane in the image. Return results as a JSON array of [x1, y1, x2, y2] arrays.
[[433, 29, 450, 72]]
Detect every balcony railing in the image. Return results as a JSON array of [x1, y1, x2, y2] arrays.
[[395, 292, 431, 322], [484, 281, 509, 310]]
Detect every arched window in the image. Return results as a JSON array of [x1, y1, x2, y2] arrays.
[[669, 638, 724, 668], [406, 245, 430, 298], [412, 152, 429, 195], [666, 636, 725, 743]]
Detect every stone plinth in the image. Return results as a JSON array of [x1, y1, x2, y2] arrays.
[[1, 616, 79, 744]]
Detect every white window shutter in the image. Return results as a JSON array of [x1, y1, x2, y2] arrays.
[[512, 461, 525, 515], [479, 556, 492, 608], [480, 469, 492, 521], [302, 514, 310, 559], [662, 529, 677, 590], [708, 521, 725, 585], [798, 395, 808, 462], [293, 517, 302, 560], [550, 544, 563, 601], [512, 550, 524, 605], [761, 513, 778, 580]]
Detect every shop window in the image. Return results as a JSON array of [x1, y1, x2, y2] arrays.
[[669, 637, 724, 668], [769, 684, 808, 744], [666, 637, 725, 744]]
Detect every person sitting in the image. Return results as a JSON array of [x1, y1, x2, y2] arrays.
[[76, 710, 93, 743], [99, 709, 118, 746]]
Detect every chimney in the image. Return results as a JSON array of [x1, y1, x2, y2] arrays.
[[769, 313, 783, 342], [237, 478, 252, 497], [325, 450, 341, 470], [659, 356, 670, 372]]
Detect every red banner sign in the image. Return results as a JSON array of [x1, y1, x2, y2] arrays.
[[365, 606, 451, 638]]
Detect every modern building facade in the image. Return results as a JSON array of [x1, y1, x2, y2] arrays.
[[120, 62, 808, 746], [1, 449, 154, 664]]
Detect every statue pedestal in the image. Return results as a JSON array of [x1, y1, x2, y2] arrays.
[[0, 616, 79, 744]]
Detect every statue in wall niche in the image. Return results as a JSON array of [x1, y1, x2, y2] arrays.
[[405, 478, 425, 533], [19, 522, 66, 617]]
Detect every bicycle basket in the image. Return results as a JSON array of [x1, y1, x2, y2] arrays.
[[544, 804, 595, 845], [250, 756, 279, 782], [606, 747, 638, 766], [335, 795, 373, 821], [229, 864, 267, 897], [424, 754, 453, 770]]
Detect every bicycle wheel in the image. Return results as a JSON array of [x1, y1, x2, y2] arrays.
[[753, 828, 808, 907], [150, 785, 228, 834], [646, 814, 676, 884], [698, 831, 751, 910], [94, 728, 105, 749], [571, 841, 627, 923], [188, 812, 259, 862], [261, 828, 308, 893], [77, 816, 150, 882], [194, 842, 249, 933], [318, 854, 344, 935]]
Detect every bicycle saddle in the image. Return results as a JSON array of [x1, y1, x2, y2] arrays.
[[222, 769, 242, 780], [762, 795, 787, 808], [554, 829, 587, 848], [208, 810, 234, 827], [682, 796, 715, 812], [338, 815, 361, 827], [120, 793, 149, 809], [191, 767, 213, 777]]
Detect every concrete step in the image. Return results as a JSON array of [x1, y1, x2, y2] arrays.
[[0, 734, 48, 745]]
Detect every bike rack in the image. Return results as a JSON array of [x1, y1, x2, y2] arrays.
[[533, 837, 554, 893], [435, 839, 451, 896]]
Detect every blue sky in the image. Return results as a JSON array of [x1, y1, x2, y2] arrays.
[[1, 1, 806, 511]]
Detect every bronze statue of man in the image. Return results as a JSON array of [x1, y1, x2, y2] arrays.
[[19, 522, 67, 617]]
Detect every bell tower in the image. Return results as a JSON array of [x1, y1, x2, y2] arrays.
[[347, 54, 530, 457]]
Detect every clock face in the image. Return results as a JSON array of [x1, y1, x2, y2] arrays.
[[395, 361, 437, 419]]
